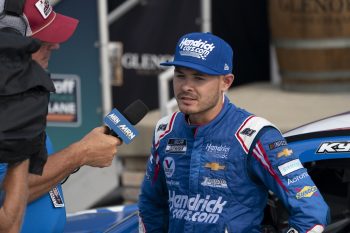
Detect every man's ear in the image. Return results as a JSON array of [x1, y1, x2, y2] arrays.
[[222, 74, 234, 91]]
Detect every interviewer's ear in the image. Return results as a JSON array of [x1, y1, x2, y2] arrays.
[[222, 74, 234, 91]]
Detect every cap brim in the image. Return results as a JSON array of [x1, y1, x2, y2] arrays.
[[160, 61, 225, 75], [32, 13, 79, 43]]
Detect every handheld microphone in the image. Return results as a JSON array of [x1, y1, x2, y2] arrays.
[[104, 99, 149, 144]]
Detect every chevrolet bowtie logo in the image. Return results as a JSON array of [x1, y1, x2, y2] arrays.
[[277, 148, 293, 158], [204, 163, 225, 171]]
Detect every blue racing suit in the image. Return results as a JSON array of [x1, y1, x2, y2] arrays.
[[138, 96, 329, 233]]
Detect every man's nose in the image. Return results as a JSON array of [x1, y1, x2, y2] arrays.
[[49, 43, 60, 50], [180, 78, 195, 91], [52, 43, 60, 50]]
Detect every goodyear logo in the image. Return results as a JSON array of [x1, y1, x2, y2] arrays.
[[278, 159, 303, 176], [204, 163, 225, 171], [296, 186, 317, 199]]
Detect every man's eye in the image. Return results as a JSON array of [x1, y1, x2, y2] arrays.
[[175, 74, 185, 79], [194, 76, 205, 81]]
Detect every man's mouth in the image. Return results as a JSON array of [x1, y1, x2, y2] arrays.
[[178, 96, 197, 106]]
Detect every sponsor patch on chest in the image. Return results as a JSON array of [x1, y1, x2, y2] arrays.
[[205, 143, 230, 159], [166, 138, 187, 154], [163, 157, 175, 178], [201, 177, 228, 188]]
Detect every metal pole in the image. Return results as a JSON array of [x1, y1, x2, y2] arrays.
[[201, 0, 211, 32], [97, 0, 112, 118], [158, 68, 174, 116], [108, 0, 141, 25]]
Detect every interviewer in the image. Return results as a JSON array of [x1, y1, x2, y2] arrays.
[[0, 0, 122, 232]]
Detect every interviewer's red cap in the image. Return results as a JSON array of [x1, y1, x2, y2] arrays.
[[23, 0, 79, 43]]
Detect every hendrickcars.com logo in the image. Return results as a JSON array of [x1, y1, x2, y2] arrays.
[[168, 191, 226, 224]]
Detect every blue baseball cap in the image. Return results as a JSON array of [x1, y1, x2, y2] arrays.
[[160, 32, 233, 75]]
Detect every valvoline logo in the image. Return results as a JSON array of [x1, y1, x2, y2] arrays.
[[163, 157, 175, 178], [104, 108, 139, 144]]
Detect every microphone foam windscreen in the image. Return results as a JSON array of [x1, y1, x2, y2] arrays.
[[123, 99, 149, 125]]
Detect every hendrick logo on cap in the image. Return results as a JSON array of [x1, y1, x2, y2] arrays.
[[178, 38, 215, 60], [35, 0, 52, 19]]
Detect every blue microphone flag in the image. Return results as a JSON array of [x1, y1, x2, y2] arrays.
[[104, 108, 139, 144]]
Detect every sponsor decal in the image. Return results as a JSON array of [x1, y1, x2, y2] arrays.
[[286, 227, 299, 233], [201, 177, 228, 188], [49, 187, 64, 208], [157, 123, 167, 132], [166, 180, 180, 186], [204, 163, 225, 171], [169, 190, 227, 224], [35, 0, 52, 19], [316, 142, 350, 153], [240, 128, 256, 136], [308, 225, 325, 233], [287, 172, 309, 185], [277, 148, 293, 158], [205, 143, 230, 159], [166, 138, 187, 154], [269, 140, 287, 150], [145, 170, 150, 180], [224, 63, 229, 71], [48, 75, 81, 127], [163, 157, 175, 178], [178, 38, 216, 60], [296, 186, 318, 199], [278, 159, 303, 176], [149, 153, 159, 165]]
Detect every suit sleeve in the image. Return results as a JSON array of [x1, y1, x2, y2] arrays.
[[249, 127, 330, 233], [138, 133, 169, 233], [0, 163, 8, 207]]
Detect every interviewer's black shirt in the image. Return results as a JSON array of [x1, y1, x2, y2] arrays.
[[0, 30, 55, 175]]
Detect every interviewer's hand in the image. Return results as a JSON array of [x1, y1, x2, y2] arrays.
[[74, 126, 122, 168]]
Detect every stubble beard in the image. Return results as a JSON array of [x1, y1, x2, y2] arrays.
[[177, 92, 221, 119]]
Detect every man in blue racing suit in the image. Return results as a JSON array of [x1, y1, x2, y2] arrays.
[[138, 32, 330, 233]]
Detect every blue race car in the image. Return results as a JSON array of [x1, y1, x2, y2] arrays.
[[65, 112, 350, 233]]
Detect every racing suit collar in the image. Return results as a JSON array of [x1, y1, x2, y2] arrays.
[[181, 95, 235, 134]]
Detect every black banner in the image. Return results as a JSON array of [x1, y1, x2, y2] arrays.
[[108, 0, 201, 111]]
